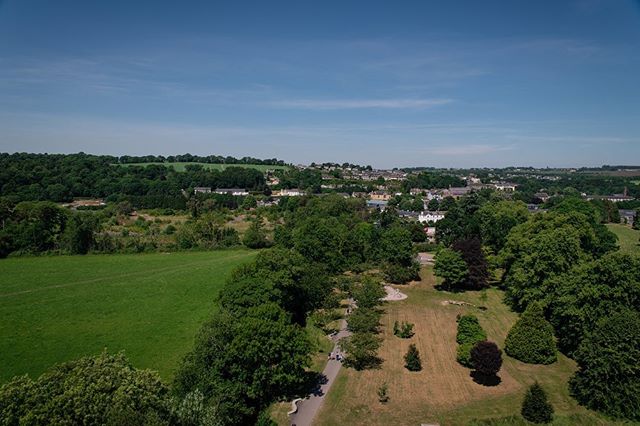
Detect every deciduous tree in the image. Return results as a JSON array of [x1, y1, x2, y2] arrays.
[[569, 310, 640, 420], [471, 341, 503, 377], [434, 248, 468, 290]]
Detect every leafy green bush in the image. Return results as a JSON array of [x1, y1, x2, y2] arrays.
[[505, 303, 557, 364], [383, 261, 420, 284], [377, 382, 389, 403], [456, 315, 487, 344], [456, 315, 487, 368], [242, 218, 269, 249], [456, 342, 475, 368], [163, 224, 176, 235], [393, 321, 415, 338]]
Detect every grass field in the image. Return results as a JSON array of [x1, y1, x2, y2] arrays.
[[114, 162, 290, 172], [316, 266, 621, 426], [0, 250, 257, 383], [606, 223, 640, 254]]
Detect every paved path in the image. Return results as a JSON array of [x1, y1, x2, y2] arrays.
[[289, 307, 352, 426]]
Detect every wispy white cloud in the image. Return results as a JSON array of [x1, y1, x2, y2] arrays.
[[268, 98, 453, 110]]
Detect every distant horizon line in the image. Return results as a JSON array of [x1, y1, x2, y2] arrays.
[[2, 150, 639, 171]]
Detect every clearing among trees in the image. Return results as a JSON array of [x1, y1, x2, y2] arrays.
[[315, 266, 621, 426]]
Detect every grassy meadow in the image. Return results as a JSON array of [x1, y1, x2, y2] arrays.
[[315, 266, 622, 426], [606, 223, 640, 254], [0, 250, 257, 383], [115, 162, 290, 172]]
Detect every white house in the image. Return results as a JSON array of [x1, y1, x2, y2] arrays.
[[418, 211, 446, 223], [193, 187, 212, 194], [277, 188, 305, 197], [494, 182, 518, 192], [214, 188, 249, 196]]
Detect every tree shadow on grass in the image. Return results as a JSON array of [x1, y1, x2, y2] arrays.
[[434, 284, 466, 293], [343, 356, 384, 371], [470, 371, 502, 387], [308, 373, 329, 397]]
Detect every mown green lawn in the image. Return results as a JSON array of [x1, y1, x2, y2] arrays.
[[114, 162, 290, 172], [0, 250, 257, 383], [606, 223, 640, 254]]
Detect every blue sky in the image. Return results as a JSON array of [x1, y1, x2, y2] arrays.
[[1, 0, 639, 168]]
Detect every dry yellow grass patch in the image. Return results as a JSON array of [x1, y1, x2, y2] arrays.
[[316, 267, 610, 426]]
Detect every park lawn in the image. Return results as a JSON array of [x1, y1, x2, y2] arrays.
[[0, 249, 257, 383], [606, 223, 640, 254], [316, 266, 621, 426], [115, 162, 290, 172]]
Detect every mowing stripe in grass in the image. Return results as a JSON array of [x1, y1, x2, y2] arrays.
[[0, 252, 250, 299]]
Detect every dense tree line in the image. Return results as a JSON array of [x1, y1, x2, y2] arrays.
[[342, 277, 386, 370], [0, 200, 245, 258], [403, 171, 465, 191], [275, 168, 322, 193], [274, 195, 420, 283], [118, 153, 287, 166], [507, 173, 640, 203], [0, 153, 267, 206], [434, 191, 639, 420]]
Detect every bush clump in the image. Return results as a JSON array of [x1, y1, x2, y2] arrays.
[[393, 321, 415, 338], [455, 314, 487, 368], [505, 302, 557, 364], [456, 315, 487, 344], [456, 342, 475, 368]]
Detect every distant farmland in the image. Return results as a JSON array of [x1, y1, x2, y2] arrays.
[[0, 250, 257, 383], [114, 162, 290, 172]]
